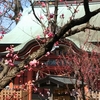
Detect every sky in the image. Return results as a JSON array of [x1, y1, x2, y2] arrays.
[[0, 0, 31, 32]]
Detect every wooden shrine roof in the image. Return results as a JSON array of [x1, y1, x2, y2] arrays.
[[34, 75, 83, 89]]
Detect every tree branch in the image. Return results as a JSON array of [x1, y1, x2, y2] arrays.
[[0, 59, 9, 80], [30, 1, 45, 28], [63, 23, 100, 37], [83, 0, 90, 15], [56, 8, 100, 39], [0, 66, 20, 89], [54, 0, 58, 34]]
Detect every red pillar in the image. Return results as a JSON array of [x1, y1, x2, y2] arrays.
[[27, 70, 33, 100]]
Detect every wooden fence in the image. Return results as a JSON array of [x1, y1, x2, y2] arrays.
[[0, 89, 28, 100], [78, 91, 100, 100]]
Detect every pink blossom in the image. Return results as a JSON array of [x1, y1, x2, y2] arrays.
[[34, 87, 37, 92], [15, 17, 20, 21], [9, 63, 14, 66], [42, 39, 46, 43], [9, 59, 12, 63], [20, 70, 24, 74], [6, 47, 9, 51], [9, 53, 13, 57], [74, 1, 77, 4], [59, 0, 63, 2], [6, 46, 14, 53], [6, 53, 12, 57], [41, 63, 44, 65], [43, 28, 50, 35], [41, 2, 46, 7], [6, 53, 10, 57], [39, 15, 44, 20], [45, 52, 50, 57], [24, 65, 28, 68], [13, 54, 18, 60], [18, 13, 22, 17], [9, 48, 14, 53], [46, 52, 50, 56], [41, 94, 44, 97], [5, 59, 9, 64], [17, 74, 21, 77], [48, 32, 54, 38], [47, 91, 50, 96], [0, 35, 3, 39], [54, 41, 59, 46], [36, 35, 40, 40], [1, 31, 6, 34], [28, 67, 33, 71], [29, 59, 37, 67]]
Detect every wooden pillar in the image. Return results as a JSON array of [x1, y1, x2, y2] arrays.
[[27, 70, 33, 100]]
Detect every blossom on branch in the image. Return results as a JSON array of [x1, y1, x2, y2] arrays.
[[29, 59, 39, 67], [41, 2, 46, 7], [48, 32, 54, 38]]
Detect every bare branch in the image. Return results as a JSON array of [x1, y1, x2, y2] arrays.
[[63, 24, 100, 37], [30, 0, 45, 28], [56, 7, 100, 39]]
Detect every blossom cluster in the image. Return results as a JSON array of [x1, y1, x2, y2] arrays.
[[5, 45, 18, 67], [43, 28, 54, 38]]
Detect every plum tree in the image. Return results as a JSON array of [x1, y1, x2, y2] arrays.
[[0, 0, 100, 100]]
